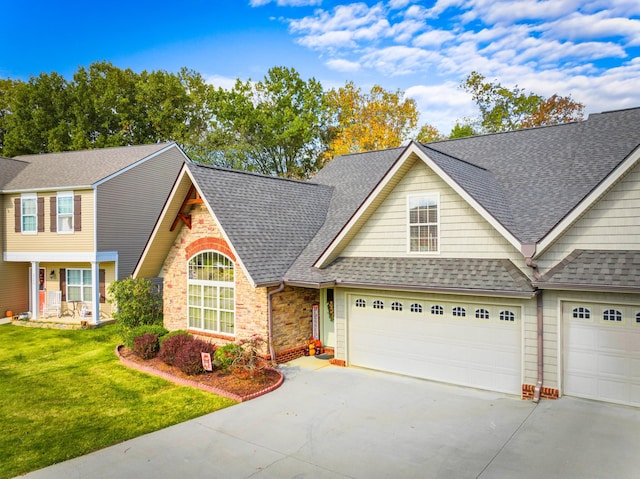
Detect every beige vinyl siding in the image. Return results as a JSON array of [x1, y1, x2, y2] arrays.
[[96, 147, 185, 278], [0, 260, 29, 316], [539, 161, 640, 272], [340, 159, 525, 266], [4, 190, 95, 253]]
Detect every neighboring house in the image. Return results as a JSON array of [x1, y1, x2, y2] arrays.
[[135, 107, 640, 407], [0, 142, 188, 323]]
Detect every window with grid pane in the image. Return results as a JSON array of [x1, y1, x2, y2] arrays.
[[391, 301, 403, 311], [187, 251, 235, 334], [572, 307, 591, 319], [21, 194, 37, 233], [57, 192, 74, 232], [431, 304, 444, 316], [452, 306, 466, 317], [475, 308, 490, 319], [67, 269, 92, 302], [603, 309, 622, 322], [408, 194, 439, 253], [410, 303, 423, 313]]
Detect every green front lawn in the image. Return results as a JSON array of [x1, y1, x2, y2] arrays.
[[0, 323, 237, 479]]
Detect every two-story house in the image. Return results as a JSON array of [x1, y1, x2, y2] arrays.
[[1, 142, 188, 323], [135, 107, 640, 407]]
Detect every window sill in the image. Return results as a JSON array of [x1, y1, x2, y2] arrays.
[[187, 329, 235, 341]]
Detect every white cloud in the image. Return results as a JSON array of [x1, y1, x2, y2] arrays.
[[325, 58, 362, 72], [203, 74, 237, 90], [361, 46, 442, 75], [413, 29, 455, 47]]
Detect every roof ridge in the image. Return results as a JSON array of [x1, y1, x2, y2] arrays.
[[14, 141, 174, 160], [190, 161, 327, 187]]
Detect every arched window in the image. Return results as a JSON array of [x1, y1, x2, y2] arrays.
[[636, 312, 640, 324], [391, 301, 403, 312], [603, 309, 622, 322], [187, 251, 235, 334], [410, 303, 423, 313], [355, 298, 366, 308], [452, 306, 466, 317], [475, 308, 490, 320], [431, 305, 444, 316], [500, 310, 515, 322], [572, 307, 591, 319], [373, 300, 384, 310]]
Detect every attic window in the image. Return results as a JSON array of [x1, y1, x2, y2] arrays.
[[408, 193, 439, 253]]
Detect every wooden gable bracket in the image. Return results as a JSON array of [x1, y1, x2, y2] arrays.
[[170, 184, 204, 231]]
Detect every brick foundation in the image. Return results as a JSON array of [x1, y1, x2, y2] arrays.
[[521, 384, 559, 400]]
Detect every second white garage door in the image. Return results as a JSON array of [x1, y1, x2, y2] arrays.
[[348, 294, 522, 395]]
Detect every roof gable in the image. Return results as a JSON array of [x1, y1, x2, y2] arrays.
[[188, 163, 333, 286]]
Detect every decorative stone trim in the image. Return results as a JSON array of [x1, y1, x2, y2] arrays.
[[521, 383, 559, 400], [329, 358, 346, 367], [185, 237, 236, 261], [115, 345, 284, 402]]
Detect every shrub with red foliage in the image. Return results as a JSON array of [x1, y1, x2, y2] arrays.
[[133, 333, 160, 360], [158, 333, 193, 366], [173, 339, 217, 376]]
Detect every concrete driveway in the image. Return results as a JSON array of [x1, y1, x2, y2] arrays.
[[20, 357, 640, 479]]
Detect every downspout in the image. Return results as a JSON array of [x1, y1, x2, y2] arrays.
[[526, 256, 544, 403], [267, 281, 285, 362]]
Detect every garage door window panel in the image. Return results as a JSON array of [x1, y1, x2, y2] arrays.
[[410, 303, 423, 313], [475, 308, 490, 320], [391, 302, 403, 312], [452, 306, 466, 318], [572, 306, 591, 320], [603, 309, 622, 322]]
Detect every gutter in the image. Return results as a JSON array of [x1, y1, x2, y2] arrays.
[[526, 256, 544, 403], [267, 281, 285, 362]]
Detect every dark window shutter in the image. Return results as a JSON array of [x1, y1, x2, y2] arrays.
[[60, 269, 66, 302], [50, 196, 57, 232], [99, 269, 106, 303], [14, 198, 21, 233], [37, 197, 45, 232], [74, 195, 81, 232]]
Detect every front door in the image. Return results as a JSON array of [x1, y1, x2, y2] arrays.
[[321, 288, 336, 348]]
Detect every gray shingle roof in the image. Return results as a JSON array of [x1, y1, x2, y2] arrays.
[[1, 142, 175, 191], [0, 157, 28, 189], [535, 250, 640, 292], [284, 148, 403, 284], [423, 107, 640, 242], [318, 256, 535, 295], [187, 163, 333, 286]]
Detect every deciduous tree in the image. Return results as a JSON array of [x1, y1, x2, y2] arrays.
[[324, 82, 418, 158]]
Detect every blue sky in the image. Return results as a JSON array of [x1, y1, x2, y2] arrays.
[[3, 0, 640, 133]]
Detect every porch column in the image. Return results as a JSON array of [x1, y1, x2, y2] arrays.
[[31, 261, 40, 319], [91, 261, 100, 325]]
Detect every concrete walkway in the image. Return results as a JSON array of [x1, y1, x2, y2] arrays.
[[19, 357, 640, 479]]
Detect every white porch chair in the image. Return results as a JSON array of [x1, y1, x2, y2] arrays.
[[43, 291, 62, 318], [80, 302, 93, 320]]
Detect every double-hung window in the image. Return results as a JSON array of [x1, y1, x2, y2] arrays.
[[57, 192, 74, 233], [21, 194, 37, 233], [67, 269, 92, 302], [187, 251, 235, 335], [408, 193, 439, 253]]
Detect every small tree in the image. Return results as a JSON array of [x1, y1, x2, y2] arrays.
[[108, 278, 162, 339]]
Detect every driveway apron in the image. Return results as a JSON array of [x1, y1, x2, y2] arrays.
[[18, 357, 640, 479]]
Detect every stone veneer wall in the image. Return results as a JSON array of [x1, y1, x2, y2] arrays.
[[162, 204, 269, 345], [270, 285, 319, 361]]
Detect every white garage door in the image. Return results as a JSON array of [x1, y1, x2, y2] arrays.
[[348, 294, 521, 394], [564, 302, 640, 407]]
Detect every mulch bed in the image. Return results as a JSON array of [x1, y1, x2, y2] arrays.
[[116, 345, 284, 402]]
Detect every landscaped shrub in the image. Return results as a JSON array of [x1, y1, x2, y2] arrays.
[[108, 278, 163, 342], [214, 343, 243, 371], [159, 330, 190, 346], [158, 333, 194, 366], [125, 324, 168, 348], [133, 333, 160, 360], [233, 336, 269, 378], [173, 339, 217, 376]]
